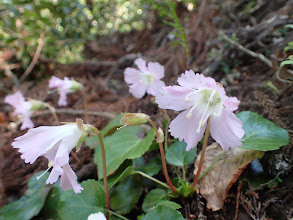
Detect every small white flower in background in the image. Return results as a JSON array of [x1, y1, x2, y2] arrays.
[[5, 91, 43, 130], [49, 76, 83, 106], [11, 119, 95, 193], [124, 58, 165, 99], [88, 212, 107, 220]]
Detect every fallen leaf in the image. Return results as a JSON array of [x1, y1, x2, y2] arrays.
[[194, 143, 264, 211]]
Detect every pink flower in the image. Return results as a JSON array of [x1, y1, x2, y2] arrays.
[[5, 91, 34, 130], [49, 76, 83, 106], [124, 58, 165, 98], [12, 122, 88, 193], [156, 70, 244, 151]]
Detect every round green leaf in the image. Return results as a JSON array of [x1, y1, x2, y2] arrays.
[[58, 180, 106, 220], [0, 171, 51, 220], [95, 126, 155, 179], [142, 189, 169, 212], [144, 205, 185, 220], [110, 175, 143, 215], [237, 111, 289, 151], [165, 140, 197, 166], [155, 201, 181, 210]]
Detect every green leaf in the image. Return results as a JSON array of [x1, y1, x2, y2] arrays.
[[108, 166, 133, 188], [58, 180, 106, 220], [143, 205, 185, 220], [285, 24, 293, 29], [110, 175, 143, 215], [95, 126, 155, 179], [133, 156, 162, 176], [100, 114, 123, 137], [86, 114, 123, 149], [280, 60, 293, 67], [142, 189, 169, 212], [43, 185, 63, 219], [155, 201, 181, 210], [165, 140, 197, 166], [237, 111, 290, 151], [0, 171, 51, 220]]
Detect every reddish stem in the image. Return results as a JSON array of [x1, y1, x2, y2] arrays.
[[148, 119, 178, 194], [191, 117, 210, 189], [97, 132, 110, 219]]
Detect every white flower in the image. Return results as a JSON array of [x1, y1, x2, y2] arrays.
[[88, 212, 107, 220], [49, 76, 83, 106], [12, 121, 89, 193]]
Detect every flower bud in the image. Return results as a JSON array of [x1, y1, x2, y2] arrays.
[[70, 79, 83, 91], [156, 127, 164, 143], [29, 99, 44, 111], [120, 113, 150, 126]]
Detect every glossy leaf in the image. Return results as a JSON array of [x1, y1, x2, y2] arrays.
[[155, 201, 181, 210], [0, 171, 51, 220], [110, 175, 143, 214], [58, 180, 106, 220], [142, 189, 169, 212], [166, 140, 197, 166], [237, 111, 289, 151], [133, 156, 162, 176], [108, 166, 133, 188], [143, 205, 185, 220], [94, 126, 155, 179]]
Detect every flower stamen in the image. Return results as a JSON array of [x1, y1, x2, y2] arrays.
[[36, 161, 54, 180]]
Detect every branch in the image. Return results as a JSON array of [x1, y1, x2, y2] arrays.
[[219, 31, 272, 68], [20, 33, 44, 82]]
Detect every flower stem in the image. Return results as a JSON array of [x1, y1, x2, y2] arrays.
[[82, 88, 89, 124], [97, 132, 110, 220], [133, 171, 170, 190], [191, 117, 210, 189], [44, 103, 60, 125], [104, 209, 130, 220], [199, 151, 226, 180], [147, 119, 178, 194]]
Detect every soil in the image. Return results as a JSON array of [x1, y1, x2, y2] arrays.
[[0, 0, 293, 219]]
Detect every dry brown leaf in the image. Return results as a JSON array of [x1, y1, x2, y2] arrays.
[[194, 143, 264, 211]]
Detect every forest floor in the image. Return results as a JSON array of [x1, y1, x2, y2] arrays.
[[0, 0, 293, 219]]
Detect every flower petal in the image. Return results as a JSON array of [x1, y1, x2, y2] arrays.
[[12, 124, 82, 164], [146, 80, 165, 97], [155, 86, 193, 111], [129, 82, 148, 99], [46, 164, 63, 184], [210, 108, 244, 151], [58, 89, 69, 106], [177, 71, 217, 90], [49, 76, 65, 88], [20, 115, 34, 130], [223, 96, 240, 112], [124, 67, 141, 84], [169, 109, 206, 151], [60, 164, 83, 193], [134, 58, 148, 72], [147, 62, 164, 79]]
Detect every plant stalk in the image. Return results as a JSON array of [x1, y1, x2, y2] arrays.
[[97, 132, 110, 219], [147, 119, 178, 194], [199, 151, 227, 180], [82, 88, 89, 124], [191, 117, 210, 189], [133, 171, 170, 190]]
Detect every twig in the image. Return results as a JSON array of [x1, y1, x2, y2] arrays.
[[235, 181, 242, 220], [4, 65, 19, 86], [219, 31, 272, 68], [275, 66, 293, 84], [32, 109, 116, 119], [20, 33, 44, 82]]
